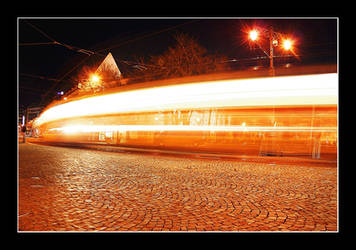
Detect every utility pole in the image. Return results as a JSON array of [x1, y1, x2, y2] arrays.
[[269, 26, 275, 76], [247, 25, 295, 77]]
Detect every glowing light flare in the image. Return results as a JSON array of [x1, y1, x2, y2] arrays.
[[33, 74, 338, 127], [280, 36, 300, 60], [91, 74, 100, 83], [249, 30, 259, 41], [282, 39, 293, 51], [272, 39, 278, 47]]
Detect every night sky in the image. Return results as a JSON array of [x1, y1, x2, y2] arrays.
[[18, 18, 337, 110]]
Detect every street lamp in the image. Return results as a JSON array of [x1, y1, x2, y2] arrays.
[[249, 30, 259, 41], [247, 25, 295, 76], [282, 39, 293, 51], [90, 74, 100, 83]]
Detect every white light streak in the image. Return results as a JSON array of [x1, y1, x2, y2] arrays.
[[34, 73, 338, 127], [49, 124, 337, 134]]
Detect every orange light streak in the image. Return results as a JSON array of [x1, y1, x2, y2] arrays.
[[34, 74, 338, 127], [49, 124, 337, 134]]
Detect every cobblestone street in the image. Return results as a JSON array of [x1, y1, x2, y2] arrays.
[[18, 143, 338, 232]]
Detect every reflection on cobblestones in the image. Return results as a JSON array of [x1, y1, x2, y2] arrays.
[[19, 143, 337, 231]]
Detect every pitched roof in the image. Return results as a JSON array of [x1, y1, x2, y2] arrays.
[[95, 52, 122, 80]]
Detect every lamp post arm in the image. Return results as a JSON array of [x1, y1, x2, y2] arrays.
[[255, 42, 271, 58]]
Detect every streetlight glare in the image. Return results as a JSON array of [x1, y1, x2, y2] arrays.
[[282, 39, 293, 51], [91, 74, 100, 83], [272, 39, 278, 47], [249, 30, 258, 41]]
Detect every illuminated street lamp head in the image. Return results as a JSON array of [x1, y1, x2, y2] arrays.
[[91, 74, 100, 83], [272, 39, 278, 47], [249, 30, 258, 41], [282, 39, 293, 51]]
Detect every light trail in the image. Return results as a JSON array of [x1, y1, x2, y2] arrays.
[[48, 124, 337, 134], [34, 73, 338, 127]]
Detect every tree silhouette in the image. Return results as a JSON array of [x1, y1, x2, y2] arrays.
[[130, 32, 229, 82]]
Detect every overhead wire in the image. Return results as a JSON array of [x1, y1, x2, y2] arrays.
[[97, 19, 201, 53], [22, 20, 104, 56], [20, 86, 46, 93], [39, 20, 202, 105], [21, 20, 105, 104], [23, 20, 58, 43], [40, 54, 92, 105], [20, 73, 60, 82], [19, 42, 57, 46]]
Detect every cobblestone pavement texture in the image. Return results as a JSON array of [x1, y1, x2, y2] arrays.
[[18, 143, 338, 232]]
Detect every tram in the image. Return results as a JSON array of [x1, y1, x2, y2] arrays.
[[32, 73, 338, 161]]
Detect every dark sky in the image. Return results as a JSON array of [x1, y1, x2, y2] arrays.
[[18, 18, 337, 109]]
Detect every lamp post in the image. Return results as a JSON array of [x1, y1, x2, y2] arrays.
[[269, 26, 275, 76], [248, 25, 295, 76]]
